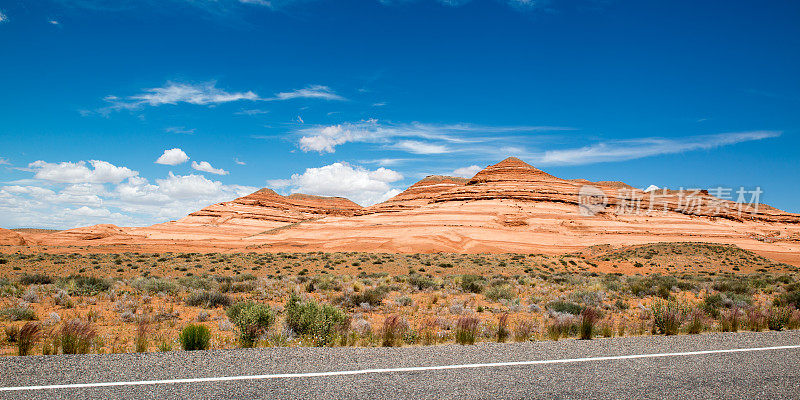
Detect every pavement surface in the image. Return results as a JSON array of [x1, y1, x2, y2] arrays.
[[0, 330, 798, 399]]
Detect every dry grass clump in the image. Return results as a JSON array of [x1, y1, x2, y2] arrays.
[[381, 315, 409, 347], [16, 322, 41, 356], [455, 316, 479, 345], [60, 319, 97, 354]]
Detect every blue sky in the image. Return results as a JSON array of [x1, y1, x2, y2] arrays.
[[0, 0, 798, 228]]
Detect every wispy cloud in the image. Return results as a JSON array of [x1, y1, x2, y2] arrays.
[[295, 119, 568, 153], [98, 82, 343, 113], [165, 126, 196, 135], [102, 81, 258, 112], [0, 10, 7, 23], [390, 140, 449, 154], [272, 85, 346, 101], [535, 131, 782, 166]]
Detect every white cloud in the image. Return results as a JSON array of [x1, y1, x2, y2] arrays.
[[0, 11, 7, 23], [391, 140, 449, 154], [165, 126, 195, 134], [295, 119, 567, 153], [0, 159, 258, 229], [103, 81, 259, 111], [191, 161, 229, 175], [0, 158, 10, 165], [537, 131, 781, 166], [49, 20, 60, 25], [155, 148, 190, 165], [452, 165, 482, 178], [269, 162, 403, 206], [234, 158, 246, 165], [29, 160, 137, 184], [273, 85, 345, 101]]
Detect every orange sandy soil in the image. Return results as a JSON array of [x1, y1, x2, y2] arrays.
[[1, 242, 798, 356]]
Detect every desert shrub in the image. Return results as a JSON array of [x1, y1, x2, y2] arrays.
[[626, 275, 689, 299], [767, 307, 792, 331], [460, 275, 485, 294], [408, 274, 438, 291], [579, 308, 600, 340], [744, 306, 764, 331], [216, 275, 257, 293], [61, 319, 97, 354], [547, 314, 576, 340], [61, 275, 111, 295], [17, 322, 41, 356], [285, 294, 348, 346], [22, 289, 39, 303], [496, 314, 510, 343], [226, 302, 276, 347], [186, 291, 231, 308], [177, 276, 213, 290], [339, 286, 388, 308], [712, 279, 753, 296], [132, 277, 179, 295], [651, 300, 683, 335], [19, 273, 52, 285], [1, 305, 37, 321], [455, 316, 479, 345], [546, 300, 583, 315], [381, 314, 409, 347], [5, 325, 20, 342], [776, 283, 800, 309], [53, 290, 73, 308], [513, 319, 536, 342], [179, 324, 211, 351], [135, 321, 149, 353], [686, 308, 706, 334], [720, 307, 741, 332], [485, 285, 516, 301]]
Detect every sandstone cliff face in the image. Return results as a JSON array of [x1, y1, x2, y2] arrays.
[[359, 175, 469, 214], [179, 188, 363, 226], [0, 228, 26, 246], [421, 157, 800, 224]]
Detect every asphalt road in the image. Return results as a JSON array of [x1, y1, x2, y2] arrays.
[[1, 330, 798, 399]]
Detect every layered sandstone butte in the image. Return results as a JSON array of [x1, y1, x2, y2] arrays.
[[360, 175, 469, 214], [0, 228, 26, 246], [10, 157, 800, 265], [183, 188, 362, 226], [136, 188, 363, 241]]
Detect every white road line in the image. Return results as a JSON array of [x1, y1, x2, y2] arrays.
[[2, 344, 798, 392]]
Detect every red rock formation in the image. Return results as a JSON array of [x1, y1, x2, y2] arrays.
[[180, 188, 362, 226], [360, 175, 468, 214], [45, 224, 129, 241], [0, 228, 26, 246]]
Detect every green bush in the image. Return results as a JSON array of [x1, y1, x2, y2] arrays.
[[776, 283, 800, 309], [652, 300, 683, 335], [408, 274, 438, 290], [132, 277, 179, 295], [339, 286, 388, 308], [485, 284, 516, 301], [1, 305, 37, 321], [186, 291, 232, 308], [767, 307, 792, 331], [285, 294, 348, 346], [179, 324, 211, 351], [546, 301, 583, 315], [19, 273, 53, 285], [460, 275, 485, 294], [226, 302, 275, 347], [61, 275, 111, 295]]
